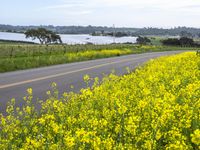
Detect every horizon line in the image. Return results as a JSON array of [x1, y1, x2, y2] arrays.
[[1, 24, 200, 29]]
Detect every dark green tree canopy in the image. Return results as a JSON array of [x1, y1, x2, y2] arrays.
[[136, 36, 151, 45], [162, 37, 195, 47], [25, 28, 62, 44]]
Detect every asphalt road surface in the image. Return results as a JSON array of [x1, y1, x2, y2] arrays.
[[0, 51, 186, 113]]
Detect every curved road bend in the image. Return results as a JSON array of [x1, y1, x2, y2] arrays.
[[0, 51, 186, 113]]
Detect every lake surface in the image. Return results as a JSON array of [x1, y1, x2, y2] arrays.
[[0, 32, 137, 44]]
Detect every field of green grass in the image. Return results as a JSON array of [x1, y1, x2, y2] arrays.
[[0, 42, 198, 72], [148, 36, 167, 45]]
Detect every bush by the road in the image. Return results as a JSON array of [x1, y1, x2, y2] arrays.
[[162, 37, 198, 47], [136, 36, 151, 45]]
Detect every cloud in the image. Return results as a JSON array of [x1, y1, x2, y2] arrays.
[[179, 4, 200, 12], [182, 4, 200, 8], [28, 0, 200, 27], [67, 10, 93, 15], [40, 4, 85, 10]]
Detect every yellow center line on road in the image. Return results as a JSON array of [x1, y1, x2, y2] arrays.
[[0, 55, 153, 89]]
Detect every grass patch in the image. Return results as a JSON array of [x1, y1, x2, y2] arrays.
[[0, 43, 198, 72]]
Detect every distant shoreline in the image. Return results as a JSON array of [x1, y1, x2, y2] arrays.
[[0, 32, 137, 45], [1, 24, 200, 37]]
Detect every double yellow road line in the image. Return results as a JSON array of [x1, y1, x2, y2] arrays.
[[0, 55, 151, 89]]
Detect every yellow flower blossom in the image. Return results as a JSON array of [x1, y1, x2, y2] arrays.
[[191, 129, 200, 145], [0, 52, 199, 149], [27, 88, 32, 95]]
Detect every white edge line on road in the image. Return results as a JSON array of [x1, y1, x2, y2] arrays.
[[0, 55, 155, 89]]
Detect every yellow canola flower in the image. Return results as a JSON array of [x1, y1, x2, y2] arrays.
[[0, 52, 199, 149], [83, 74, 90, 82], [51, 122, 60, 134], [191, 129, 200, 145], [64, 136, 75, 148], [27, 88, 32, 95]]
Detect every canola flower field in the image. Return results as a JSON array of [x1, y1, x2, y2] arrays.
[[0, 52, 199, 149]]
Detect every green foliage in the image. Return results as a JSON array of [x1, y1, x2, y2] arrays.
[[162, 38, 180, 46], [197, 50, 200, 56], [136, 36, 151, 45], [25, 28, 62, 44], [179, 37, 195, 46], [162, 37, 197, 47]]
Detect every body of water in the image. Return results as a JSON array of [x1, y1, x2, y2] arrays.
[[0, 32, 137, 44]]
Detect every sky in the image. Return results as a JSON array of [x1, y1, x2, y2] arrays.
[[1, 0, 200, 28]]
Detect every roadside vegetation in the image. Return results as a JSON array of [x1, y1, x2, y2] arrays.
[[162, 37, 198, 47], [0, 52, 199, 149], [0, 42, 198, 72]]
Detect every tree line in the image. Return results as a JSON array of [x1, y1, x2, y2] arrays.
[[1, 24, 200, 37], [136, 36, 200, 47], [162, 37, 199, 47], [24, 27, 200, 46]]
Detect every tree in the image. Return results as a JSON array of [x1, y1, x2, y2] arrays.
[[179, 37, 194, 47], [136, 36, 151, 45], [180, 31, 193, 38], [162, 38, 180, 46], [25, 28, 62, 44], [162, 37, 194, 47], [197, 33, 200, 38]]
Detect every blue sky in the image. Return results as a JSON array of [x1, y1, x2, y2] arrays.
[[1, 0, 200, 28]]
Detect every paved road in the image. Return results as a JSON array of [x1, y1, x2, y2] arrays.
[[0, 51, 186, 113]]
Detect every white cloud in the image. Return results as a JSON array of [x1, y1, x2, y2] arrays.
[[67, 10, 93, 15], [39, 4, 86, 10], [26, 0, 200, 27]]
